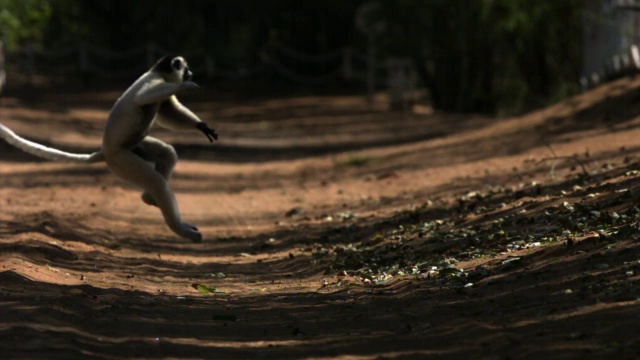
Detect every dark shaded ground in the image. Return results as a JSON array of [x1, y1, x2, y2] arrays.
[[1, 76, 640, 359]]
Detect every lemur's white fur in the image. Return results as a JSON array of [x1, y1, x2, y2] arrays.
[[0, 55, 218, 242], [0, 125, 105, 163]]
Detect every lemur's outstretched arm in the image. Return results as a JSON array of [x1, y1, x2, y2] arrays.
[[157, 95, 218, 142]]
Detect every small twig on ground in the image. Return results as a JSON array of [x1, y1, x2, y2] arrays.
[[545, 144, 559, 158], [538, 144, 590, 178]]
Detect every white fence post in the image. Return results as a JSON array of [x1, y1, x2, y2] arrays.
[[387, 57, 415, 112], [632, 45, 640, 69]]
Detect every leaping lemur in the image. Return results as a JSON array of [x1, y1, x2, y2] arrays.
[[0, 55, 218, 242]]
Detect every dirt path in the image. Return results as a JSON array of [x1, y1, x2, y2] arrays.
[[1, 78, 640, 359]]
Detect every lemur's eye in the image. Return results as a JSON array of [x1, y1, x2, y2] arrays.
[[171, 59, 183, 71]]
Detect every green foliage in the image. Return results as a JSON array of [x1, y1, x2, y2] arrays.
[[336, 155, 376, 168], [378, 0, 585, 114], [0, 0, 52, 51], [191, 283, 226, 294]]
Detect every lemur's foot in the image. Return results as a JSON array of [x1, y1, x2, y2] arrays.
[[178, 223, 202, 243]]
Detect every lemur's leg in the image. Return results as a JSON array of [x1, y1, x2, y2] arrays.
[[105, 148, 201, 242], [132, 136, 177, 207]]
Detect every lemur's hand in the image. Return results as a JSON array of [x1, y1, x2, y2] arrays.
[[196, 122, 218, 142]]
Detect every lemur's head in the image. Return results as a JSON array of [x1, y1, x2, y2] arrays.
[[152, 55, 192, 83]]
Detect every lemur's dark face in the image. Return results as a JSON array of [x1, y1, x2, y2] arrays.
[[181, 64, 193, 81], [153, 55, 191, 83]]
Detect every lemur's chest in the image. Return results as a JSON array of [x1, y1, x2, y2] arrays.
[[140, 103, 161, 128], [103, 101, 161, 149]]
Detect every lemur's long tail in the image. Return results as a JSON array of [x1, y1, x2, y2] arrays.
[[0, 123, 104, 163]]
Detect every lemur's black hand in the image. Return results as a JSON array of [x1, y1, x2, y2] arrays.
[[196, 122, 218, 142]]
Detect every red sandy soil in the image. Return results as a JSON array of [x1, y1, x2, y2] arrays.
[[0, 77, 639, 359]]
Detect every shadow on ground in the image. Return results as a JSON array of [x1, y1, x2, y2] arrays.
[[2, 77, 640, 359]]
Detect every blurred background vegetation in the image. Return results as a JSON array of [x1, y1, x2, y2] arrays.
[[0, 0, 586, 115]]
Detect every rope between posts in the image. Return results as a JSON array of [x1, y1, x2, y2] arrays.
[[260, 52, 343, 85], [275, 44, 344, 63], [212, 64, 266, 79], [351, 48, 387, 69], [85, 44, 146, 60], [15, 45, 78, 60], [85, 63, 145, 78], [10, 43, 389, 85]]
